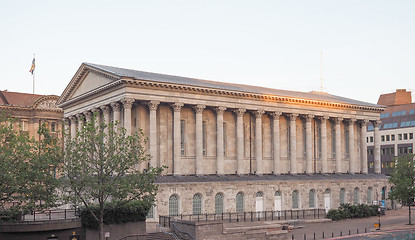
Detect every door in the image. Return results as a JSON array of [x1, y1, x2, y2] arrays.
[[324, 190, 331, 213], [256, 192, 264, 218]]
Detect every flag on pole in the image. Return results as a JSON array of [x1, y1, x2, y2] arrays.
[[29, 57, 35, 75]]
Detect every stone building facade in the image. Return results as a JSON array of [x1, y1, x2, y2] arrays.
[[57, 63, 389, 221], [0, 90, 63, 139]]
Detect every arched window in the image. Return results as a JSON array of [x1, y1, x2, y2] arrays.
[[169, 194, 179, 216], [236, 192, 244, 213], [275, 191, 282, 211], [324, 189, 331, 212], [215, 193, 224, 214], [292, 190, 299, 209], [382, 186, 386, 200], [309, 189, 316, 208], [353, 188, 360, 204], [367, 187, 373, 204], [339, 188, 346, 205], [193, 194, 202, 215]]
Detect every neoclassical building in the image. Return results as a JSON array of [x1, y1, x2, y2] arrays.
[[0, 90, 63, 139], [57, 63, 389, 220]]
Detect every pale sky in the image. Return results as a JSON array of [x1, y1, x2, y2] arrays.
[[1, 0, 414, 104]]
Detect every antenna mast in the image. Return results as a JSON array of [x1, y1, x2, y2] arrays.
[[320, 49, 323, 92]]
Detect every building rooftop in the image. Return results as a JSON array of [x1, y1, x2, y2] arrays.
[[0, 90, 44, 107], [83, 63, 382, 108]]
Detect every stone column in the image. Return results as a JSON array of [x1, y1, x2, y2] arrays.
[[348, 118, 356, 174], [255, 110, 265, 175], [305, 115, 313, 174], [76, 113, 84, 133], [100, 105, 111, 135], [270, 112, 281, 175], [147, 101, 160, 168], [320, 116, 328, 174], [111, 102, 122, 130], [121, 98, 134, 135], [290, 114, 298, 174], [373, 121, 381, 174], [194, 105, 206, 175], [91, 108, 101, 128], [335, 118, 343, 173], [215, 107, 226, 175], [69, 116, 77, 139], [84, 111, 92, 125], [234, 108, 246, 175], [361, 120, 369, 174], [171, 103, 184, 176]]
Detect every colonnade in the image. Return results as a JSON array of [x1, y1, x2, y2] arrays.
[[65, 98, 381, 175]]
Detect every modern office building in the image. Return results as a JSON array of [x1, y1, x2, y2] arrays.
[[367, 89, 415, 175], [57, 63, 389, 221]]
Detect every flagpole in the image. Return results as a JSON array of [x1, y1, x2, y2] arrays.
[[33, 53, 35, 94]]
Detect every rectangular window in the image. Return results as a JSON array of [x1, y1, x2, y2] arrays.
[[386, 135, 390, 141], [223, 123, 227, 156], [404, 133, 408, 140], [369, 162, 374, 168], [409, 147, 413, 154], [366, 137, 369, 143], [202, 121, 207, 156], [180, 120, 185, 156], [391, 134, 395, 141], [21, 120, 28, 131], [51, 122, 56, 133], [345, 130, 350, 155], [381, 135, 385, 142], [332, 124, 336, 157], [410, 133, 413, 139], [370, 136, 374, 143], [391, 148, 395, 155], [399, 134, 402, 140], [410, 109, 415, 115], [381, 149, 385, 155]]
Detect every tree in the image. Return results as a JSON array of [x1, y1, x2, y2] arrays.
[[0, 115, 61, 217], [60, 118, 163, 240], [388, 153, 415, 225]]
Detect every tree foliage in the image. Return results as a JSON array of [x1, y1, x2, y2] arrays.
[[60, 118, 164, 240], [388, 154, 415, 225], [0, 115, 61, 216]]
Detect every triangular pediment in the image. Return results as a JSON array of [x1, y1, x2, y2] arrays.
[[57, 63, 121, 106], [69, 71, 113, 99]]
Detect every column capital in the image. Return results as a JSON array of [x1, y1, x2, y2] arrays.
[[270, 112, 282, 119], [372, 120, 381, 127], [305, 114, 314, 122], [69, 115, 77, 122], [335, 117, 343, 124], [289, 113, 299, 121], [214, 106, 227, 114], [254, 110, 265, 118], [360, 119, 370, 126], [110, 102, 122, 112], [100, 105, 111, 114], [121, 98, 135, 109], [64, 118, 70, 124], [83, 111, 92, 117], [146, 100, 160, 111], [234, 108, 246, 117], [318, 115, 329, 123], [346, 118, 357, 124], [193, 104, 206, 114], [76, 113, 84, 120], [91, 108, 101, 114], [170, 102, 184, 112]]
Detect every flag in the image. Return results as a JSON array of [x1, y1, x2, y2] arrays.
[[29, 57, 35, 75]]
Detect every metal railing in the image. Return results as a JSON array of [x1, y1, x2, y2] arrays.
[[156, 223, 180, 240], [20, 209, 79, 222], [159, 209, 326, 227], [171, 222, 194, 240]]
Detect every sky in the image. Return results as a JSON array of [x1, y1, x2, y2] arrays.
[[0, 0, 414, 104]]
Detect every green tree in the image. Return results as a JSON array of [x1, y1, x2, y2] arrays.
[[0, 116, 61, 217], [389, 153, 415, 225], [60, 118, 163, 240]]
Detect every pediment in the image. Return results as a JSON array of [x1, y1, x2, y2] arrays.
[[33, 95, 61, 110], [68, 71, 113, 100]]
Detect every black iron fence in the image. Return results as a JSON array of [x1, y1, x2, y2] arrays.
[[20, 209, 79, 222], [159, 209, 326, 228]]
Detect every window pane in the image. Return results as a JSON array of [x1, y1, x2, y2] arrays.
[[215, 193, 224, 214], [292, 190, 299, 209], [367, 188, 373, 204], [236, 192, 244, 213], [340, 188, 345, 205], [193, 194, 202, 215], [309, 190, 315, 208], [353, 188, 359, 204], [169, 195, 179, 216]]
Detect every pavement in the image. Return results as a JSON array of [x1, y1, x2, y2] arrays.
[[290, 206, 415, 239]]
